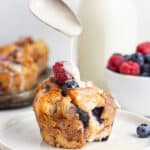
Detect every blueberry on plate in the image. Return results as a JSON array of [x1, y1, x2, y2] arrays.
[[131, 53, 144, 66], [144, 54, 150, 63], [61, 80, 79, 96], [136, 124, 150, 138]]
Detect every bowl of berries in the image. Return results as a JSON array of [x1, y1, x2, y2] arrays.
[[105, 42, 150, 116]]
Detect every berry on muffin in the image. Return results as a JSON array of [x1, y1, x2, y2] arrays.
[[53, 62, 73, 84], [53, 61, 80, 84]]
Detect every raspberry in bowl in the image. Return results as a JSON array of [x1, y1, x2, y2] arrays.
[[105, 42, 150, 115], [137, 42, 150, 55], [119, 61, 140, 76], [107, 54, 125, 72]]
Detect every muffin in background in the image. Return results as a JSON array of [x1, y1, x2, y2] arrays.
[[0, 37, 50, 95], [15, 37, 49, 74]]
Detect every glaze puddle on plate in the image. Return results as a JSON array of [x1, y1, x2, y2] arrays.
[[0, 110, 149, 150]]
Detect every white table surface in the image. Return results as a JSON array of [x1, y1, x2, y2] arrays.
[[0, 107, 32, 122], [0, 107, 32, 150]]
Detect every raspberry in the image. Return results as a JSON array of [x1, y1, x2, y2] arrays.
[[137, 42, 150, 55], [119, 61, 140, 76], [53, 61, 73, 84], [107, 54, 125, 72]]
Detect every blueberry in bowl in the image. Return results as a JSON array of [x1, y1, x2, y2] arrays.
[[144, 54, 150, 63], [130, 52, 144, 66]]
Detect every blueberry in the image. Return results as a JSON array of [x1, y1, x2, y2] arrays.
[[65, 80, 79, 88], [61, 80, 79, 96], [137, 124, 150, 138], [124, 54, 132, 61], [144, 54, 150, 63], [61, 84, 68, 96], [131, 53, 144, 66], [44, 84, 51, 92], [92, 107, 104, 124], [94, 136, 109, 142], [141, 64, 150, 73], [12, 60, 21, 65], [77, 108, 89, 128], [141, 72, 150, 77], [101, 136, 109, 142]]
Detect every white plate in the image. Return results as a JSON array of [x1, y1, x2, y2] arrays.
[[0, 110, 150, 150]]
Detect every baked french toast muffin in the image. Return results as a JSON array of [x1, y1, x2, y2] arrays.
[[0, 37, 49, 75], [33, 61, 117, 149], [0, 37, 49, 95], [0, 56, 38, 95], [15, 37, 49, 74]]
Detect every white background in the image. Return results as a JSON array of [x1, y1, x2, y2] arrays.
[[0, 0, 150, 65]]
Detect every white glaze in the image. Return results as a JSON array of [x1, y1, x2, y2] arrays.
[[29, 0, 82, 36], [62, 60, 80, 82], [8, 63, 22, 73]]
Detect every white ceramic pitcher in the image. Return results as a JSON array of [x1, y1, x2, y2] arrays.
[[78, 0, 137, 89]]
